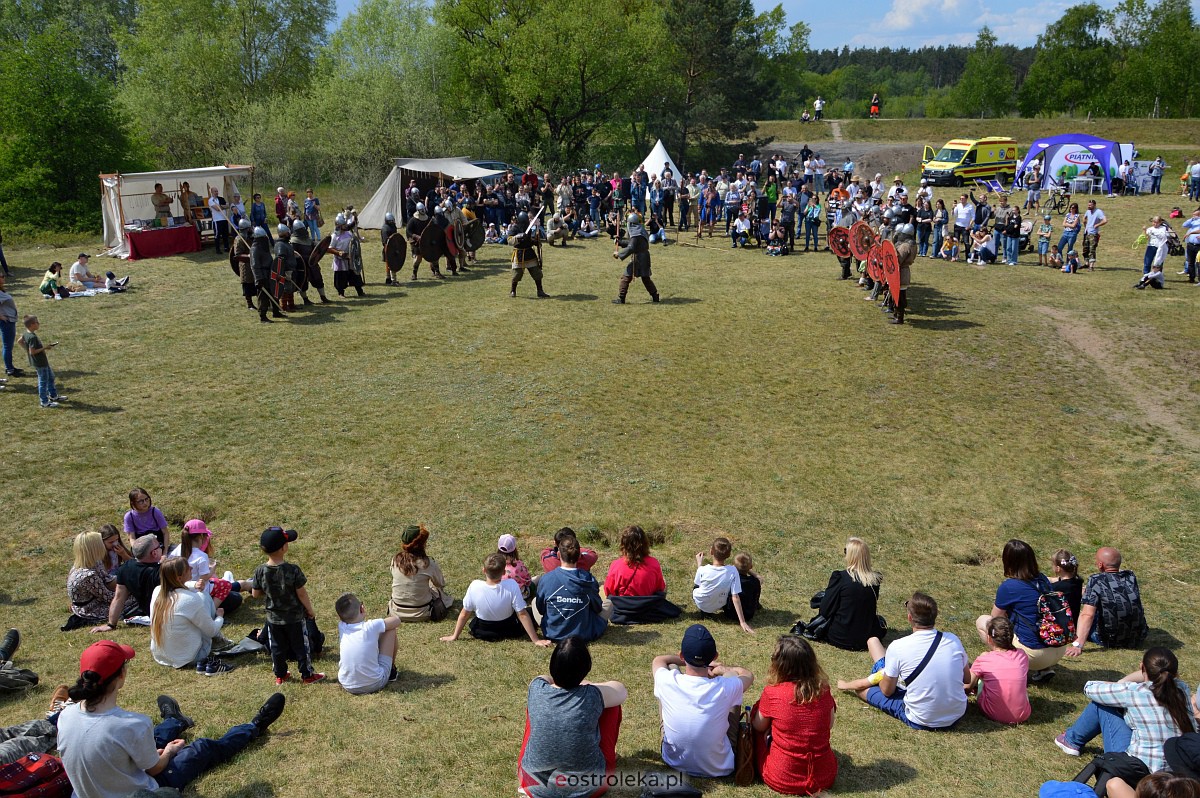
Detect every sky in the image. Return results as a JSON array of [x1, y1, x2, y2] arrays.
[[331, 0, 1200, 50]]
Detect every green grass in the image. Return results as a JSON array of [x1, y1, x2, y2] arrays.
[[2, 187, 1200, 797]]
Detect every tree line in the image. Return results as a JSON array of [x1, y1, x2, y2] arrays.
[[0, 0, 1197, 233]]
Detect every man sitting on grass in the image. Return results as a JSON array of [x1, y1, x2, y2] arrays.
[[837, 592, 969, 731]]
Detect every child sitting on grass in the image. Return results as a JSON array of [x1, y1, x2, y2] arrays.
[[498, 534, 533, 600], [335, 592, 401, 694], [441, 553, 551, 646], [1064, 250, 1081, 274], [965, 617, 1030, 724], [1050, 549, 1083, 621], [1048, 244, 1063, 271], [693, 537, 753, 633], [723, 552, 761, 623]]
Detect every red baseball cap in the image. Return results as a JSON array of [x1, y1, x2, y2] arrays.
[[80, 640, 136, 680]]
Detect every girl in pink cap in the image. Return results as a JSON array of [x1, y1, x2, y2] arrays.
[[169, 520, 250, 613]]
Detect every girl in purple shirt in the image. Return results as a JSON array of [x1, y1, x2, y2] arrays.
[[123, 487, 169, 551]]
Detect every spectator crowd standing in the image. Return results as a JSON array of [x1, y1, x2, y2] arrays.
[[7, 480, 1189, 798]]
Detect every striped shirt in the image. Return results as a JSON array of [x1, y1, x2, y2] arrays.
[[1084, 679, 1194, 771]]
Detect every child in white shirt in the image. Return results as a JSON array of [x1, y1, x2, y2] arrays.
[[692, 537, 753, 633], [335, 592, 401, 694], [440, 554, 551, 646]]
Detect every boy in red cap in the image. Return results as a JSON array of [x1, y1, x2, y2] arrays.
[[251, 527, 325, 685], [57, 640, 286, 797]]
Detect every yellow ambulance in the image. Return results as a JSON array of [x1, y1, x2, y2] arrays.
[[921, 137, 1019, 187]]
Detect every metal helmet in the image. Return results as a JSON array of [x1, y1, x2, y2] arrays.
[[517, 211, 529, 225], [237, 218, 250, 230], [292, 220, 306, 233], [414, 204, 424, 214], [896, 222, 916, 237], [626, 211, 641, 226], [335, 213, 347, 226], [384, 212, 395, 222], [883, 207, 898, 222], [252, 226, 267, 238], [277, 223, 290, 235]]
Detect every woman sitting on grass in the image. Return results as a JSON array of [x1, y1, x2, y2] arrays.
[[388, 524, 454, 621], [814, 537, 885, 651], [752, 635, 837, 796], [150, 557, 231, 675], [602, 525, 680, 624], [68, 531, 137, 626], [976, 539, 1068, 683]]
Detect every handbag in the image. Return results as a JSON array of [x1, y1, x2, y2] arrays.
[[732, 705, 756, 786], [428, 587, 449, 622]]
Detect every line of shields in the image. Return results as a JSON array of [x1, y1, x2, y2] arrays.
[[228, 230, 338, 312], [828, 221, 900, 306]]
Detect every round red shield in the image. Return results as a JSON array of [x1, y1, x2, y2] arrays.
[[850, 221, 876, 261], [880, 240, 901, 305], [829, 226, 851, 259]]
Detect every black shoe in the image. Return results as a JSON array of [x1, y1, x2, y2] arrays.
[[260, 317, 272, 323], [157, 695, 194, 731], [651, 295, 660, 303], [0, 628, 18, 662], [889, 317, 904, 324], [536, 291, 549, 298], [272, 311, 286, 318], [612, 298, 625, 304], [388, 666, 399, 683], [5, 368, 24, 377], [320, 296, 331, 304], [509, 290, 516, 298], [252, 693, 286, 733]]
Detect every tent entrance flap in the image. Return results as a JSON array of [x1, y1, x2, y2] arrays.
[[358, 157, 503, 230]]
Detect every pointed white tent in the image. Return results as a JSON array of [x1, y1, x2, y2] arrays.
[[359, 157, 504, 229], [637, 139, 683, 181]]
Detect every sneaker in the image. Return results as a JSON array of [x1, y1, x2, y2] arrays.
[[1055, 732, 1080, 756], [41, 402, 58, 408], [6, 368, 24, 377], [388, 666, 399, 683], [196, 658, 209, 675], [0, 628, 18, 662], [301, 672, 326, 685], [47, 684, 71, 719], [222, 570, 234, 583], [252, 693, 286, 733], [274, 672, 292, 686], [156, 695, 194, 731], [204, 659, 236, 676], [50, 395, 66, 402], [1030, 668, 1056, 683]]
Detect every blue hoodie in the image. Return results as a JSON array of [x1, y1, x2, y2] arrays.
[[536, 566, 607, 643]]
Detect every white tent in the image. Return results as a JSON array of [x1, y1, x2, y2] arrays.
[[358, 157, 504, 229], [100, 165, 254, 258], [637, 139, 683, 182]]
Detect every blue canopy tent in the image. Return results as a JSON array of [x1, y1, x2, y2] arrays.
[[1013, 134, 1124, 194]]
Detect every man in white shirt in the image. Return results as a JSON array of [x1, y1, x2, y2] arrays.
[[1189, 160, 1200, 202], [652, 624, 753, 778], [837, 592, 969, 730], [813, 95, 825, 121], [207, 187, 230, 255], [335, 592, 402, 694], [813, 154, 827, 193], [887, 176, 907, 200], [1180, 206, 1200, 283], [68, 254, 103, 289], [729, 211, 751, 248], [1082, 198, 1107, 270]]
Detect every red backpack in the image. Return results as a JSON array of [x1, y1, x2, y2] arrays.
[[0, 753, 71, 798]]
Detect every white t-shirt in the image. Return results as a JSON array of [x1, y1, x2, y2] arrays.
[[692, 564, 741, 613], [953, 202, 974, 227], [338, 618, 390, 691], [1084, 208, 1106, 234], [813, 98, 825, 111], [58, 704, 160, 798], [882, 628, 969, 728], [654, 668, 745, 777], [208, 195, 227, 222], [169, 544, 211, 582], [463, 578, 526, 622], [69, 261, 90, 283]]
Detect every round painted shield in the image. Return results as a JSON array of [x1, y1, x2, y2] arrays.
[[866, 245, 882, 282], [309, 235, 331, 269], [880, 240, 901, 305], [829, 226, 852, 259], [850, 221, 876, 261], [464, 218, 485, 252], [384, 232, 407, 272]]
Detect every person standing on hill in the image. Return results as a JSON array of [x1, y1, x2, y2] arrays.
[[1082, 198, 1107, 271], [813, 95, 825, 121]]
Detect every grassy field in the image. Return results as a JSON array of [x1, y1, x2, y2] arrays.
[[2, 185, 1200, 798], [757, 118, 1200, 149]]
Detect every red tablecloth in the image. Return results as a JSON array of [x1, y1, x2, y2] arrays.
[[126, 226, 202, 261]]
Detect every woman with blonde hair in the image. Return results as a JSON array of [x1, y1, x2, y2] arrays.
[[150, 557, 231, 675], [751, 635, 837, 795], [68, 531, 137, 625], [813, 537, 886, 650], [388, 525, 454, 621]]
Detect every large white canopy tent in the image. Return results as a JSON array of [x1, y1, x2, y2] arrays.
[[358, 157, 503, 229], [636, 139, 684, 182], [100, 165, 254, 258]]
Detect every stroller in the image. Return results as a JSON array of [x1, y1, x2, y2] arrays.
[[1165, 222, 1185, 257]]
